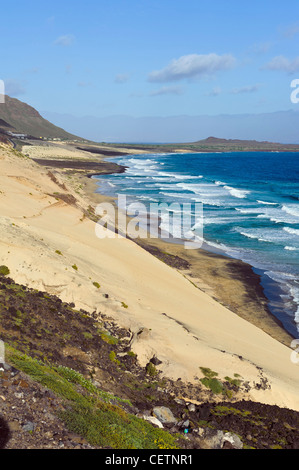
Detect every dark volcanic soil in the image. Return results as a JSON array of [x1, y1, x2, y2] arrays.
[[32, 158, 127, 175], [0, 273, 299, 450]]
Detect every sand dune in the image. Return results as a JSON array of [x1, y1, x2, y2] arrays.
[[1, 142, 299, 412]]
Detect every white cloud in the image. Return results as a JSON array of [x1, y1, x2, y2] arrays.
[[54, 34, 75, 47], [148, 53, 236, 83], [263, 55, 299, 74], [150, 86, 183, 96]]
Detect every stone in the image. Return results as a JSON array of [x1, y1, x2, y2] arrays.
[[197, 427, 205, 437], [196, 429, 244, 450], [22, 421, 36, 432], [174, 398, 185, 405], [152, 406, 178, 424], [188, 403, 196, 412], [142, 415, 164, 428], [150, 356, 162, 366], [223, 432, 243, 449], [196, 429, 225, 449]]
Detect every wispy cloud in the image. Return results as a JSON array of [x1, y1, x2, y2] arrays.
[[54, 34, 75, 47], [263, 55, 299, 74], [114, 74, 130, 84], [230, 84, 262, 94], [150, 86, 183, 96], [281, 22, 299, 39], [249, 41, 273, 55], [148, 53, 236, 83], [206, 86, 222, 97]]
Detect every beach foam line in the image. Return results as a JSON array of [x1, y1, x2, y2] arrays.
[[257, 200, 278, 206], [283, 227, 299, 236], [239, 231, 270, 243], [223, 185, 250, 199], [282, 205, 299, 219], [158, 172, 201, 180]]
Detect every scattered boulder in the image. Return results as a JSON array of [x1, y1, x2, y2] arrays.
[[187, 403, 196, 412], [22, 421, 36, 433], [152, 406, 178, 424], [142, 415, 164, 429], [223, 432, 243, 449], [195, 428, 243, 449], [150, 355, 162, 366], [197, 429, 225, 449]]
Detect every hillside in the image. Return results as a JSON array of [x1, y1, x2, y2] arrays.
[[1, 139, 299, 450], [0, 95, 82, 141], [109, 136, 299, 154], [1, 267, 299, 450]]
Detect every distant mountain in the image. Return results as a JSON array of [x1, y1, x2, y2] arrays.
[[0, 95, 83, 140], [191, 136, 299, 150], [42, 110, 299, 144]]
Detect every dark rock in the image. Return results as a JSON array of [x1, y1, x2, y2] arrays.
[[0, 417, 11, 449], [150, 355, 162, 366]]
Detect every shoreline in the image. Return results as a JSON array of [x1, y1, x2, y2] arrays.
[[13, 141, 299, 412], [22, 141, 296, 346], [86, 160, 296, 349]]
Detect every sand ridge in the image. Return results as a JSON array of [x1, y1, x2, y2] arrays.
[[1, 142, 299, 412]]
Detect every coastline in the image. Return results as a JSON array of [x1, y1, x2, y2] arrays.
[[4, 140, 299, 413], [85, 158, 295, 349], [21, 140, 298, 347]]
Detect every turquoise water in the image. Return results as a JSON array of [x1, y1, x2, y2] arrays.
[[93, 152, 299, 338]]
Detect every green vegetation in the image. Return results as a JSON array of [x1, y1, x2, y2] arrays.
[[146, 362, 158, 377], [200, 377, 224, 394], [212, 405, 251, 418], [224, 375, 243, 387], [121, 302, 128, 309], [0, 265, 10, 276], [72, 264, 78, 271], [55, 250, 63, 256], [6, 346, 180, 449], [127, 351, 137, 358], [199, 366, 243, 396], [199, 367, 218, 379], [83, 332, 93, 340], [98, 329, 119, 345], [109, 350, 121, 366], [93, 281, 100, 289]]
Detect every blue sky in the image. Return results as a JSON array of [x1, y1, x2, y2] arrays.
[[1, 0, 299, 134]]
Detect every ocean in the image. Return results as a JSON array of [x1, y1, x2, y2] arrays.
[[93, 151, 299, 339]]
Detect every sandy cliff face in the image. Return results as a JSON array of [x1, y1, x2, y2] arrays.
[[0, 142, 299, 413]]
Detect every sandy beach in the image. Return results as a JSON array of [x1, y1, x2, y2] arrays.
[[1, 140, 299, 413]]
